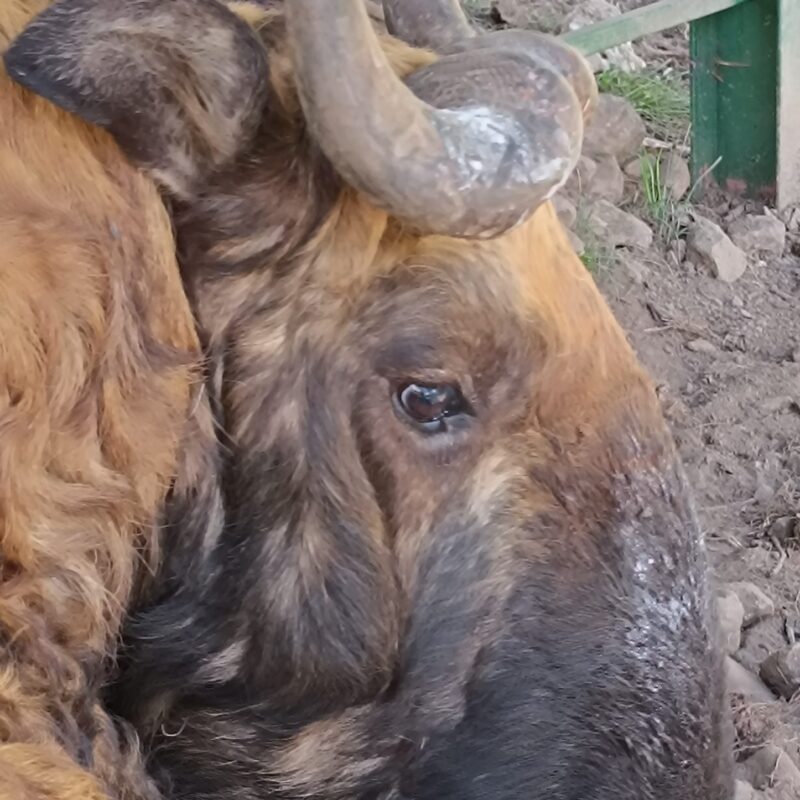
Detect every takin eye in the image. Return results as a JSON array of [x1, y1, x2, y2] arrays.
[[394, 381, 472, 434]]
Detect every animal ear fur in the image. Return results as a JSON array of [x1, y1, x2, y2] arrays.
[[3, 0, 269, 197]]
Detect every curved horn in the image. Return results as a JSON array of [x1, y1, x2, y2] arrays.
[[382, 1, 596, 120], [382, 0, 474, 49], [440, 30, 598, 119], [287, 0, 584, 238]]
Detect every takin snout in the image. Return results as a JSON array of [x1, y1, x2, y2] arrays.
[[5, 0, 734, 798]]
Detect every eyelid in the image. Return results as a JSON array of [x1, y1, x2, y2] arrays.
[[390, 372, 478, 411]]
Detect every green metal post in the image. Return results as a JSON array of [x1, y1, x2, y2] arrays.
[[690, 0, 778, 199]]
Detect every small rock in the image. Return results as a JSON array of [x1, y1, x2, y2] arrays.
[[552, 195, 577, 229], [493, 0, 574, 32], [768, 515, 798, 546], [717, 590, 745, 655], [792, 347, 800, 364], [782, 204, 800, 233], [559, 0, 646, 74], [725, 583, 775, 628], [740, 745, 800, 793], [759, 644, 800, 699], [566, 229, 585, 256], [565, 155, 598, 197], [687, 216, 748, 283], [728, 213, 786, 257], [686, 338, 717, 355], [584, 94, 647, 163], [732, 295, 744, 308], [762, 396, 794, 414], [660, 153, 691, 200], [586, 154, 624, 203], [585, 200, 653, 250], [733, 780, 755, 800], [624, 258, 649, 285], [624, 156, 646, 178], [725, 657, 776, 704]]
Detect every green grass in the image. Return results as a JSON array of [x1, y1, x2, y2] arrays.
[[596, 68, 690, 142], [637, 153, 693, 247]]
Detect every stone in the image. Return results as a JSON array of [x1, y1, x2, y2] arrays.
[[552, 195, 577, 229], [717, 590, 745, 655], [566, 230, 585, 257], [733, 780, 755, 800], [585, 200, 653, 250], [624, 258, 648, 285], [559, 0, 646, 74], [583, 94, 647, 162], [740, 746, 800, 794], [492, 0, 574, 33], [687, 216, 748, 283], [759, 644, 800, 699], [660, 153, 691, 200], [565, 156, 598, 197], [768, 515, 798, 546], [728, 213, 786, 257], [586, 154, 624, 204], [725, 657, 776, 704], [686, 338, 717, 355], [725, 582, 775, 628]]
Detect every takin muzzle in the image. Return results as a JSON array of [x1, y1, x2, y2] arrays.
[[5, 0, 733, 798]]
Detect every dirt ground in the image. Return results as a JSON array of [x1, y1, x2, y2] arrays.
[[596, 205, 800, 782]]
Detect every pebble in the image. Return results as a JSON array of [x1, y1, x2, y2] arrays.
[[724, 582, 775, 628], [759, 644, 800, 699], [717, 590, 745, 655], [768, 516, 797, 546], [740, 745, 800, 794], [586, 154, 625, 204], [725, 656, 776, 704], [733, 779, 755, 800], [585, 199, 653, 250], [583, 94, 647, 163], [728, 213, 787, 257], [686, 338, 717, 355], [565, 156, 598, 197], [660, 153, 691, 200], [552, 195, 577, 229], [687, 215, 748, 283]]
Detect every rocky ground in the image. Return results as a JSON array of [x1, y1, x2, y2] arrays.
[[475, 1, 800, 797]]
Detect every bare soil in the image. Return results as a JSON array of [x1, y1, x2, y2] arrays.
[[596, 218, 800, 790]]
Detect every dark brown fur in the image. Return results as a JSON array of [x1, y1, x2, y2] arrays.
[[6, 2, 733, 799]]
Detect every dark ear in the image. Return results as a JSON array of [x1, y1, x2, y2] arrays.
[[3, 0, 269, 197]]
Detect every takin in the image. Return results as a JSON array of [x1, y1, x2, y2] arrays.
[[5, 0, 734, 798], [0, 0, 269, 797]]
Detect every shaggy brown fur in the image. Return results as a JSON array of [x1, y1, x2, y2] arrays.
[[7, 2, 732, 799], [0, 1, 270, 797]]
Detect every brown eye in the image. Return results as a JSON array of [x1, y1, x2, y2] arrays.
[[395, 382, 471, 434]]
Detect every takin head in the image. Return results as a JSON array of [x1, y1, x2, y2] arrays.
[[6, 1, 733, 798]]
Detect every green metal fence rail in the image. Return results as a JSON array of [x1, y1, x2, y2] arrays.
[[560, 0, 800, 209]]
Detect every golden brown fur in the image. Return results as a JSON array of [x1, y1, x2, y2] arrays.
[[4, 2, 731, 799], [0, 0, 258, 796], [96, 7, 725, 800]]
